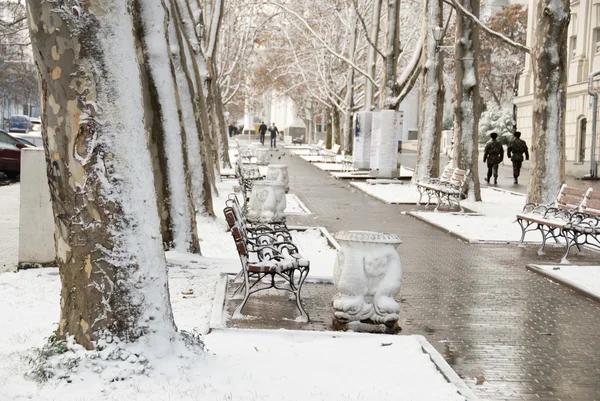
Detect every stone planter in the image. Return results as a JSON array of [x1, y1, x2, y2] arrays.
[[247, 180, 287, 223], [332, 231, 403, 329], [256, 147, 271, 165], [248, 143, 261, 157], [266, 164, 290, 193]]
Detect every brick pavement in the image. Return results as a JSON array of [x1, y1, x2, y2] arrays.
[[226, 144, 600, 401]]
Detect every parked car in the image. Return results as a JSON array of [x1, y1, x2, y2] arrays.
[[0, 130, 32, 179], [7, 115, 31, 133], [26, 118, 41, 134]]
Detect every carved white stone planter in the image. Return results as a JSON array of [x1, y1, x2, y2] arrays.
[[247, 180, 287, 223], [249, 143, 261, 157], [266, 164, 290, 193], [332, 231, 403, 328], [256, 147, 271, 165]]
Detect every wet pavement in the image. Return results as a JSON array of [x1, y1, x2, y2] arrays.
[[225, 142, 600, 401]]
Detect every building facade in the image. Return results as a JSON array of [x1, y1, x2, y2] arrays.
[[515, 0, 600, 176]]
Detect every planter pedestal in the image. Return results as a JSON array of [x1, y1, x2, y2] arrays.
[[247, 180, 287, 223], [256, 147, 271, 165], [332, 230, 403, 332], [266, 164, 290, 193]]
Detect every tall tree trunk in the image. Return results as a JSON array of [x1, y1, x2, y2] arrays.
[[343, 20, 358, 155], [211, 59, 232, 169], [171, 0, 215, 216], [381, 0, 401, 110], [527, 0, 569, 204], [414, 0, 444, 183], [28, 0, 176, 349], [365, 0, 383, 111], [453, 0, 481, 201], [332, 107, 341, 146], [135, 0, 200, 253], [326, 109, 333, 149]]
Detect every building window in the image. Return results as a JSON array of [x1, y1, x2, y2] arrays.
[[596, 28, 600, 54], [570, 36, 577, 60]]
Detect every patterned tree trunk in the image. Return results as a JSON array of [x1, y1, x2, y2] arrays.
[[527, 0, 569, 204], [453, 0, 482, 201], [414, 0, 444, 183], [27, 0, 176, 348]]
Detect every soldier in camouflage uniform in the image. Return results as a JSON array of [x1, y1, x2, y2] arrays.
[[483, 132, 504, 185], [507, 131, 529, 185]]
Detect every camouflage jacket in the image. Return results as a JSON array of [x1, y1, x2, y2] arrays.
[[483, 139, 504, 165], [507, 138, 529, 162]]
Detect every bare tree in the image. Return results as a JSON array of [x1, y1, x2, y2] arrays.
[[527, 0, 569, 204], [27, 0, 176, 348], [452, 0, 482, 201]]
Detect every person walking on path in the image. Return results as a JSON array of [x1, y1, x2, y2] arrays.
[[506, 131, 529, 185], [228, 122, 236, 138], [259, 121, 267, 145], [483, 132, 504, 185], [269, 122, 279, 148]]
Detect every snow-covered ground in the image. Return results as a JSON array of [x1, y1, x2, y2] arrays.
[[350, 181, 425, 204], [0, 269, 468, 401], [528, 265, 600, 301], [0, 165, 473, 401], [409, 188, 534, 244], [332, 167, 414, 179], [351, 181, 536, 243]]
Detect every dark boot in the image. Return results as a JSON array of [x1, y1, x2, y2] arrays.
[[514, 177, 518, 185], [484, 176, 490, 183], [494, 176, 498, 185]]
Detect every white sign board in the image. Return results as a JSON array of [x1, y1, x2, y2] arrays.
[[353, 111, 373, 170], [370, 110, 403, 178]]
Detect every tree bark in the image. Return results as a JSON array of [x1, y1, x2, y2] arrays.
[[527, 0, 569, 204], [326, 109, 333, 149], [343, 19, 358, 155], [171, 0, 215, 216], [453, 0, 482, 201], [135, 0, 200, 253], [414, 0, 444, 183], [381, 0, 401, 110], [332, 107, 341, 146], [364, 0, 383, 111], [27, 0, 176, 349]]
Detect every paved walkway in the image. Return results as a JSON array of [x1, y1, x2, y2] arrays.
[[236, 143, 600, 401]]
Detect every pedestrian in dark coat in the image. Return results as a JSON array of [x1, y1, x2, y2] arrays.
[[258, 121, 267, 145], [269, 123, 279, 148], [228, 122, 236, 138], [507, 131, 529, 185], [483, 132, 504, 185]]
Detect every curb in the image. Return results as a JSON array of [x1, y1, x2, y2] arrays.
[[526, 264, 600, 303], [285, 193, 312, 215], [416, 336, 479, 401], [348, 182, 426, 205]]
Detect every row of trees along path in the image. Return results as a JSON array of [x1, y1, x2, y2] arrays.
[[25, 0, 571, 351]]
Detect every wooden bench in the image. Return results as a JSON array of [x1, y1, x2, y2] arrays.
[[416, 167, 470, 212], [416, 164, 454, 206], [516, 184, 589, 256], [223, 197, 310, 322], [320, 144, 341, 163], [309, 140, 325, 155], [560, 189, 600, 263], [235, 157, 263, 202]]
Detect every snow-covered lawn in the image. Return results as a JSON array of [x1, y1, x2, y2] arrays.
[[528, 265, 600, 301], [350, 181, 425, 204], [350, 181, 537, 243], [332, 167, 414, 179], [408, 188, 535, 243], [0, 269, 469, 401]]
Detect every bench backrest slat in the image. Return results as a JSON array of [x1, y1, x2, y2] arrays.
[[449, 168, 469, 187], [555, 185, 587, 211], [581, 188, 600, 216], [439, 165, 454, 182], [330, 144, 341, 154]]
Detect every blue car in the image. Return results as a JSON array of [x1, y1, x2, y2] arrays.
[[8, 115, 31, 134]]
